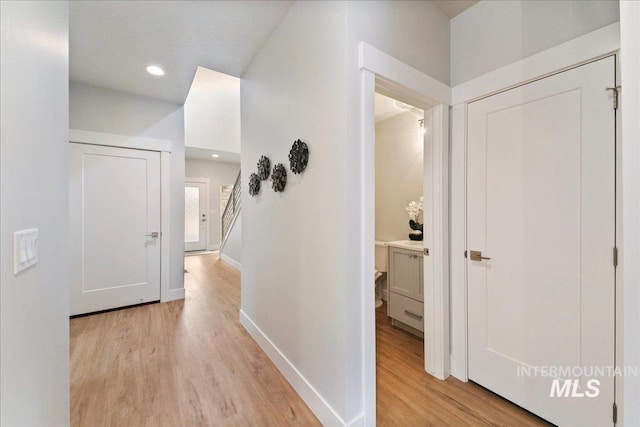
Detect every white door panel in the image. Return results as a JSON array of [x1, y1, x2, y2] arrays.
[[69, 143, 161, 315], [184, 181, 207, 252], [467, 56, 615, 426]]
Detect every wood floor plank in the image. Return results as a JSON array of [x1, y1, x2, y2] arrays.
[[70, 252, 320, 427], [375, 301, 552, 426], [71, 252, 552, 426]]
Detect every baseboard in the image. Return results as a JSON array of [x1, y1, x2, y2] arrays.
[[239, 310, 362, 426], [185, 250, 214, 257], [220, 253, 241, 271], [208, 244, 220, 251], [161, 287, 185, 302], [391, 319, 424, 339]]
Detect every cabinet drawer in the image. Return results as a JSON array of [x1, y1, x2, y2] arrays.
[[389, 292, 424, 332]]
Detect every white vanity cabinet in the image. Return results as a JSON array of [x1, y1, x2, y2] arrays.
[[388, 247, 423, 302], [386, 241, 425, 335]]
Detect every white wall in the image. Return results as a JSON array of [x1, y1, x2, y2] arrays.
[[347, 0, 450, 85], [70, 82, 185, 292], [241, 2, 352, 423], [185, 159, 240, 249], [185, 66, 241, 154], [241, 1, 450, 424], [621, 0, 640, 424], [451, 0, 620, 85], [220, 214, 242, 270], [375, 111, 424, 242], [0, 1, 70, 425]]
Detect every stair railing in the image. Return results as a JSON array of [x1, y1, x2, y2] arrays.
[[221, 171, 241, 248]]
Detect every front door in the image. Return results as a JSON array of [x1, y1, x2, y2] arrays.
[[184, 181, 207, 252], [467, 56, 616, 425], [69, 143, 161, 316]]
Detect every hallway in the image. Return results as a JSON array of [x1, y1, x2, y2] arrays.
[[70, 252, 319, 426], [70, 252, 549, 426]]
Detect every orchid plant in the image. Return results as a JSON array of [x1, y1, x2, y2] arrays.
[[405, 196, 423, 222]]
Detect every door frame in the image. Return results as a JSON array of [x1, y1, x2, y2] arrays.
[[68, 129, 173, 302], [449, 20, 621, 408], [185, 176, 210, 252], [359, 42, 452, 423], [620, 3, 640, 425]]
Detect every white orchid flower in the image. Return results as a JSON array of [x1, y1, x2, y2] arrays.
[[405, 198, 423, 221]]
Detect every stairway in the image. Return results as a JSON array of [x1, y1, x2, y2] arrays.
[[220, 171, 242, 269]]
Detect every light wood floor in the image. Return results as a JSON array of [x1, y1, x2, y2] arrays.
[[71, 252, 550, 426], [376, 301, 551, 426], [70, 252, 320, 426]]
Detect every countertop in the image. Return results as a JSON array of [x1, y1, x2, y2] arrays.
[[384, 240, 425, 252]]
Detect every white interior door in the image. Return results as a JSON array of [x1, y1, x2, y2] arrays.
[[69, 143, 161, 316], [467, 56, 615, 426], [184, 181, 207, 252]]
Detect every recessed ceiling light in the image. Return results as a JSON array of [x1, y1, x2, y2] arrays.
[[211, 154, 219, 158], [146, 65, 165, 76]]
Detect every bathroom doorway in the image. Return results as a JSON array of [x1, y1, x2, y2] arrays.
[[369, 84, 446, 377], [358, 45, 451, 424], [373, 92, 426, 324], [372, 92, 430, 422]]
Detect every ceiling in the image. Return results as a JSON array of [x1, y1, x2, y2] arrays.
[[70, 1, 478, 106], [185, 147, 240, 164], [70, 1, 293, 104], [375, 93, 423, 123], [431, 0, 479, 19]]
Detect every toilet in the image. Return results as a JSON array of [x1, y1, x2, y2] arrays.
[[374, 241, 387, 308]]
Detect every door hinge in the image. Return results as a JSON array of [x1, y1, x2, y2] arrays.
[[464, 250, 467, 259], [613, 246, 618, 268], [613, 402, 618, 424], [607, 86, 621, 109]]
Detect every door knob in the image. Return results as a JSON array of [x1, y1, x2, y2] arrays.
[[146, 232, 159, 238], [469, 250, 491, 261]]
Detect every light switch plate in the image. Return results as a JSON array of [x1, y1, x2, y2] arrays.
[[13, 228, 38, 275]]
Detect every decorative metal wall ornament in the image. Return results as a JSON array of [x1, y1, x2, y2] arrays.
[[248, 173, 261, 197], [288, 139, 309, 174], [257, 155, 271, 180], [271, 163, 287, 192]]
